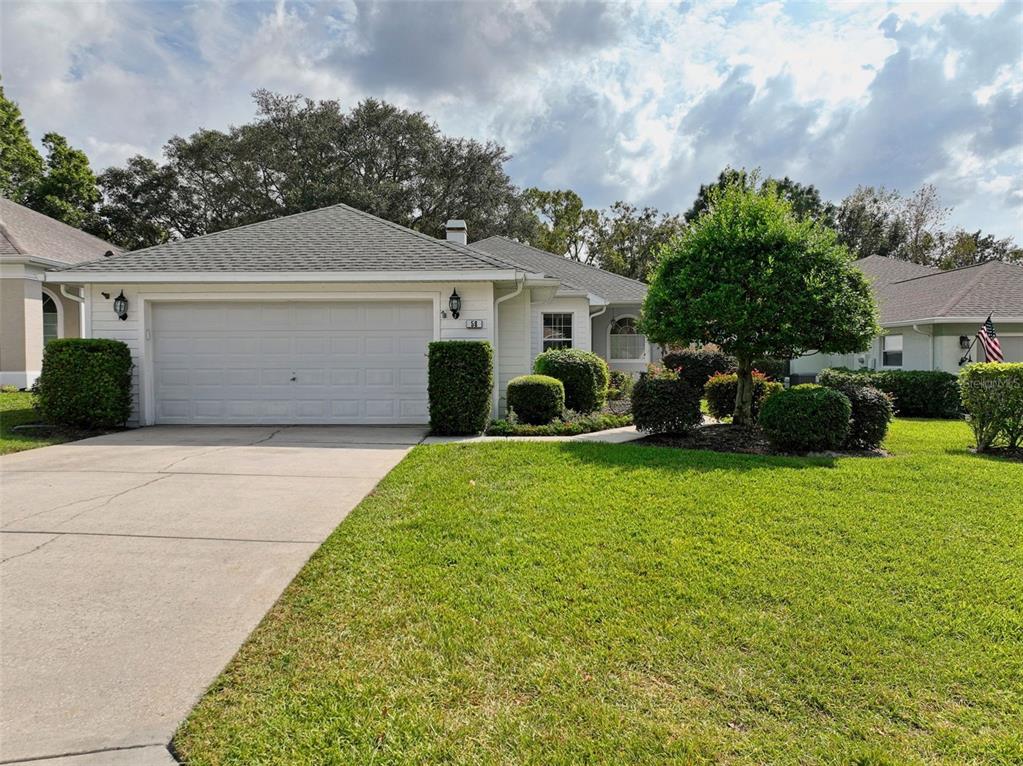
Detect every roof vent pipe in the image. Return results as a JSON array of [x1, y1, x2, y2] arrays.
[[445, 219, 467, 246]]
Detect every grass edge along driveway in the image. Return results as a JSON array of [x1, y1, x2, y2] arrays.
[[175, 419, 1022, 765], [0, 391, 70, 455]]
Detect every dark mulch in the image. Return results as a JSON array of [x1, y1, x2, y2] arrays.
[[972, 446, 1023, 462], [638, 423, 887, 458]]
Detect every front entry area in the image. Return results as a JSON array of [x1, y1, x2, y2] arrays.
[[150, 300, 433, 425]]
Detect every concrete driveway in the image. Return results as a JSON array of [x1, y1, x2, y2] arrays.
[[0, 425, 424, 765]]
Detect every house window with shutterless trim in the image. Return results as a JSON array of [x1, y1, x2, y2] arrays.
[[542, 313, 573, 351], [882, 334, 903, 367], [609, 316, 647, 360], [41, 292, 61, 345]]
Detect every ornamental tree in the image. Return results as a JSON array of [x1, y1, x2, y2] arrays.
[[641, 182, 879, 426]]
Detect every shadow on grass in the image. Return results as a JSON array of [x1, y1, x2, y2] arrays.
[[550, 439, 839, 473]]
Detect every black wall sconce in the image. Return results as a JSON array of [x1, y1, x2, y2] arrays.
[[113, 290, 128, 321], [959, 335, 971, 349], [448, 288, 461, 319]]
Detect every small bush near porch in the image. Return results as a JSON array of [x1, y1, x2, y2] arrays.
[[175, 419, 1021, 765]]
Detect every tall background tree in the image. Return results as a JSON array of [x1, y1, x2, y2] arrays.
[[1, 84, 103, 229], [684, 167, 836, 226], [0, 83, 44, 202], [521, 188, 597, 262], [589, 202, 684, 281], [94, 91, 537, 249], [643, 182, 878, 426]]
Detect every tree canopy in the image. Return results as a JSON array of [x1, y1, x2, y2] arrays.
[[643, 182, 879, 425], [92, 91, 536, 249]]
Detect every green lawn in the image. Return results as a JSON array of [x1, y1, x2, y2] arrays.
[[175, 420, 1022, 765], [0, 391, 69, 454]]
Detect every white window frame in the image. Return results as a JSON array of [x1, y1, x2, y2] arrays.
[[607, 314, 648, 362], [881, 333, 903, 368], [40, 287, 64, 345], [542, 312, 574, 351]]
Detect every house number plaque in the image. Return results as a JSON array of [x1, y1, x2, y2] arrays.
[[465, 319, 485, 330]]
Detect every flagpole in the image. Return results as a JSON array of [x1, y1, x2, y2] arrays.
[[960, 313, 993, 366]]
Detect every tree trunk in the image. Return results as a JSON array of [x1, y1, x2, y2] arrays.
[[733, 357, 755, 427]]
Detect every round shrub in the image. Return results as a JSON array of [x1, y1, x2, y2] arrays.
[[818, 377, 893, 450], [704, 371, 783, 420], [632, 367, 702, 434], [758, 385, 852, 453], [428, 341, 493, 435], [36, 338, 133, 428], [506, 375, 565, 425], [533, 348, 609, 413], [661, 348, 736, 389]]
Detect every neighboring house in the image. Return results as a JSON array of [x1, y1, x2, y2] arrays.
[[0, 198, 122, 388], [790, 255, 1023, 378], [45, 204, 656, 425]]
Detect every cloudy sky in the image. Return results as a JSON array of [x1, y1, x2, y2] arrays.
[[2, 0, 1021, 238]]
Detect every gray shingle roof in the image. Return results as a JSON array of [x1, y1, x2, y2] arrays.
[[63, 203, 520, 273], [471, 236, 648, 303], [855, 255, 1023, 323], [0, 197, 121, 264]]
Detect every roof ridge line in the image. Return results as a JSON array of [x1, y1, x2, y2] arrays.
[[0, 220, 26, 255], [480, 235, 650, 288], [890, 259, 996, 284], [937, 263, 993, 316]]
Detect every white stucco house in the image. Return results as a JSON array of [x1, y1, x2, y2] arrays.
[[790, 255, 1023, 378], [44, 204, 656, 425]]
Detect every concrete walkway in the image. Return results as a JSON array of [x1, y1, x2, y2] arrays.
[[0, 425, 424, 765], [422, 425, 645, 445]]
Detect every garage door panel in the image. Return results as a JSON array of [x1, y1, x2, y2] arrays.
[[151, 301, 433, 424]]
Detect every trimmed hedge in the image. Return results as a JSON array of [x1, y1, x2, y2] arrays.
[[959, 362, 1023, 451], [818, 375, 894, 450], [36, 338, 133, 428], [661, 348, 736, 389], [428, 341, 493, 435], [758, 385, 852, 453], [506, 375, 565, 425], [533, 348, 609, 413], [818, 368, 960, 418], [704, 371, 783, 420], [632, 367, 702, 434], [487, 412, 631, 437]]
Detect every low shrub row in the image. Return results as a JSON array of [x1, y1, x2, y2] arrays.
[[704, 371, 783, 420], [818, 368, 960, 418], [631, 367, 702, 435], [959, 362, 1023, 452], [486, 412, 632, 437]]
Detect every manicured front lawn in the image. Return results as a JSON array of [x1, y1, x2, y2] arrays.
[[0, 391, 69, 454], [175, 420, 1022, 765]]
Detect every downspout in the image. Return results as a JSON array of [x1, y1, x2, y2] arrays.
[[911, 324, 933, 370], [493, 273, 526, 415], [59, 285, 84, 303]]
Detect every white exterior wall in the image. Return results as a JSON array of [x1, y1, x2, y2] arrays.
[[529, 296, 591, 359], [590, 304, 659, 375], [495, 286, 531, 414], [84, 281, 494, 425]]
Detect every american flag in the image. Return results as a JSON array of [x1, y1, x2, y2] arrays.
[[977, 315, 1003, 362]]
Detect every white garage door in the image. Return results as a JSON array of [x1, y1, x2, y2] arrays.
[[151, 301, 433, 424]]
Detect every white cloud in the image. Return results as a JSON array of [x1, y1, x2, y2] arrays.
[[1, 0, 1020, 239]]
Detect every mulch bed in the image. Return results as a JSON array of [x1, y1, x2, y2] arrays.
[[638, 423, 887, 458], [971, 446, 1023, 462]]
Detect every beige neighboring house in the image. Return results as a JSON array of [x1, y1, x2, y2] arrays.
[[44, 203, 657, 426], [791, 255, 1023, 377], [0, 198, 121, 388]]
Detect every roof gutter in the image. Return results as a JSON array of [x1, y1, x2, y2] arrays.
[[44, 269, 535, 285]]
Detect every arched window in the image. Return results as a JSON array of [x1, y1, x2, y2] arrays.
[[609, 316, 646, 361], [42, 292, 61, 345]]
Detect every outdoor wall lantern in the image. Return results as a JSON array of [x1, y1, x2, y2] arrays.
[[959, 335, 971, 349], [113, 290, 128, 321], [448, 288, 461, 319]]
